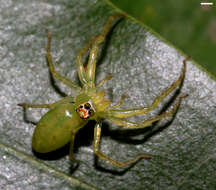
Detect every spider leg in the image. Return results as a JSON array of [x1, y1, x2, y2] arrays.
[[96, 73, 112, 88], [110, 94, 126, 108], [107, 57, 189, 118], [69, 131, 79, 163], [18, 103, 51, 109], [85, 14, 124, 88], [18, 96, 74, 109], [107, 94, 188, 128], [46, 29, 81, 91], [76, 35, 99, 85], [93, 122, 150, 168]]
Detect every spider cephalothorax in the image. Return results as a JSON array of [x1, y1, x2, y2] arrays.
[[19, 14, 189, 168]]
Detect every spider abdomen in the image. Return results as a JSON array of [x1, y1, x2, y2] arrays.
[[32, 103, 87, 153]]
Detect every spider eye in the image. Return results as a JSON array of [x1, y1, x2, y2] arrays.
[[76, 102, 95, 119], [88, 109, 94, 116], [84, 102, 91, 110]]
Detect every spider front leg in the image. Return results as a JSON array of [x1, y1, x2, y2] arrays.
[[93, 122, 150, 168], [46, 29, 81, 91], [81, 14, 124, 87], [76, 34, 99, 85]]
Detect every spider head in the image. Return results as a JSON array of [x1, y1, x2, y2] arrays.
[[76, 101, 95, 119], [75, 89, 111, 120]]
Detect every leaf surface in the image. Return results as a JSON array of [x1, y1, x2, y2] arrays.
[[0, 0, 215, 190]]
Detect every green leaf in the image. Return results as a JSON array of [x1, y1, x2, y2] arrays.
[[110, 0, 216, 78], [0, 0, 215, 190]]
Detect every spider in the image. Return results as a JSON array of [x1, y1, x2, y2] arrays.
[[18, 14, 189, 168]]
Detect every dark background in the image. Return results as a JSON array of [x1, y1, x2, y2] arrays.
[[111, 0, 216, 77]]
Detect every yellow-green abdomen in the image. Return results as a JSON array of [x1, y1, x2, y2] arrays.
[[32, 103, 87, 153]]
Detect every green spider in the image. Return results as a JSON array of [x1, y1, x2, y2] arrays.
[[19, 14, 188, 168]]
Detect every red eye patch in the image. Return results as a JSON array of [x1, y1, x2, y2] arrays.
[[77, 107, 89, 119]]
